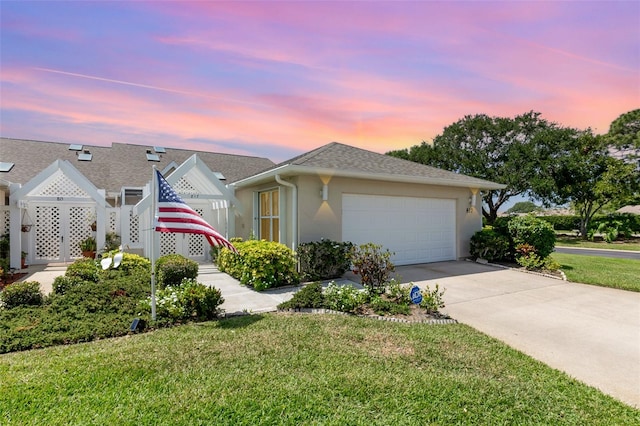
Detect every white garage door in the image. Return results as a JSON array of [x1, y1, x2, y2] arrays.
[[342, 194, 456, 266]]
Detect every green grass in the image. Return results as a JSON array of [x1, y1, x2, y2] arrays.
[[552, 253, 640, 292], [556, 235, 640, 251], [1, 314, 637, 425]]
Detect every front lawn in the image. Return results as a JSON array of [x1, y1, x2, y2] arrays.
[[552, 253, 640, 292], [1, 314, 637, 424]]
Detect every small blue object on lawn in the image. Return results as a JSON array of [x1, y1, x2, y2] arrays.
[[410, 285, 422, 304]]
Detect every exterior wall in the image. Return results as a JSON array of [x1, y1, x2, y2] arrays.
[[234, 174, 483, 259]]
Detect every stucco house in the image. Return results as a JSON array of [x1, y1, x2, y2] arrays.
[[1, 137, 504, 270]]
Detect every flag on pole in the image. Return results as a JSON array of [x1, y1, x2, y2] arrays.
[[154, 170, 237, 253]]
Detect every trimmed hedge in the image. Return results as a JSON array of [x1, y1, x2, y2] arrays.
[[217, 240, 299, 291], [155, 254, 199, 289], [298, 239, 354, 281], [0, 281, 43, 309], [508, 215, 556, 258]]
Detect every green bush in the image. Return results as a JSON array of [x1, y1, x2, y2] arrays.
[[469, 229, 511, 261], [217, 240, 299, 291], [298, 240, 354, 281], [420, 284, 446, 314], [1, 281, 43, 309], [508, 215, 556, 258], [278, 282, 325, 310], [140, 278, 224, 323], [369, 294, 410, 316], [101, 252, 151, 277], [537, 215, 582, 231], [66, 258, 99, 283], [323, 282, 367, 313], [52, 275, 88, 295], [350, 243, 395, 295], [155, 254, 199, 289]]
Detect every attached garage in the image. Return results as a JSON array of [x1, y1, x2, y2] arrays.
[[342, 194, 456, 266]]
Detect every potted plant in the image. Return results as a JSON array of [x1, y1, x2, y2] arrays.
[[21, 251, 28, 269], [79, 236, 97, 259]]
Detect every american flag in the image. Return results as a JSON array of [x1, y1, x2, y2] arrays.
[[155, 170, 237, 253]]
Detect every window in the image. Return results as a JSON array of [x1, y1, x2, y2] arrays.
[[259, 189, 279, 242], [123, 188, 143, 205]]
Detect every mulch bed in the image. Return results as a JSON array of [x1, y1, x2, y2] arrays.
[[0, 272, 29, 290]]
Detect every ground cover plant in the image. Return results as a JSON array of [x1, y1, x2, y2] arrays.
[[1, 314, 637, 425], [552, 253, 640, 292]]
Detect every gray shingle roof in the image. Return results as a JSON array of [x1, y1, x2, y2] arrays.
[[0, 138, 275, 192], [263, 142, 504, 188]]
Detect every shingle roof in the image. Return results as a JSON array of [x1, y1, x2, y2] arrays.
[[244, 142, 504, 189], [0, 138, 275, 192]]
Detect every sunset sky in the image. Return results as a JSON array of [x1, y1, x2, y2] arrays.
[[1, 1, 638, 163]]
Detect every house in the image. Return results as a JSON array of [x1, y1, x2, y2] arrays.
[[1, 138, 504, 269]]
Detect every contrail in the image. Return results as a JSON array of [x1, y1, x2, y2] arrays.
[[33, 67, 268, 108]]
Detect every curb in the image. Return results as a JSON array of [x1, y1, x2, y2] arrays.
[[469, 258, 567, 281], [277, 308, 458, 325]]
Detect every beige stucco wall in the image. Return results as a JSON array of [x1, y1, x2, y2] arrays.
[[233, 173, 483, 259]]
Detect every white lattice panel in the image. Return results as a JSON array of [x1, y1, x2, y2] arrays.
[[35, 171, 91, 198], [1, 209, 9, 236], [160, 232, 176, 256], [35, 205, 61, 260], [129, 210, 139, 243], [188, 208, 205, 257], [70, 207, 92, 258], [108, 210, 117, 233], [173, 177, 198, 196]]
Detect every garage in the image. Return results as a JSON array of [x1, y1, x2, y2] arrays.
[[342, 194, 456, 265]]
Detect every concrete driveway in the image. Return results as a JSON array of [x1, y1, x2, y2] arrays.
[[390, 261, 640, 408]]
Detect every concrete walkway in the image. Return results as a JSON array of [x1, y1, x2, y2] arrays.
[[392, 261, 640, 409], [17, 260, 640, 408]]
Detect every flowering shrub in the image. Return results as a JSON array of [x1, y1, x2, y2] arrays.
[[323, 282, 367, 313], [140, 278, 224, 322], [420, 284, 446, 314]]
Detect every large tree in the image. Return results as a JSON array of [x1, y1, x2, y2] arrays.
[[387, 111, 575, 224], [538, 130, 639, 237]]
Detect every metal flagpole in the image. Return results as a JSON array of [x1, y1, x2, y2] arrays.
[[150, 166, 157, 321]]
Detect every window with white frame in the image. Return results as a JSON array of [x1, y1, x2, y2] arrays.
[[259, 189, 279, 242]]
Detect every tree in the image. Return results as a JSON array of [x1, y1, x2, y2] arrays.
[[387, 111, 576, 224], [505, 201, 540, 214], [539, 131, 639, 238], [607, 109, 640, 151]]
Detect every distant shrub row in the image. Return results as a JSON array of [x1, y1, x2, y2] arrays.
[[493, 213, 640, 234]]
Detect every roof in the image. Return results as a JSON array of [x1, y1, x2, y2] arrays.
[[233, 142, 505, 190], [616, 205, 640, 215], [0, 138, 275, 193]]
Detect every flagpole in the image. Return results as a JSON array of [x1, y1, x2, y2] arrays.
[[150, 166, 157, 321]]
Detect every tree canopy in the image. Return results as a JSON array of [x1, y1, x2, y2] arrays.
[[387, 111, 575, 224], [505, 201, 540, 214]]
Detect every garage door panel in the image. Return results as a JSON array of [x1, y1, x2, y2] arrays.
[[342, 194, 456, 265]]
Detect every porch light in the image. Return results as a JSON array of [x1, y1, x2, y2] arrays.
[[321, 184, 329, 201]]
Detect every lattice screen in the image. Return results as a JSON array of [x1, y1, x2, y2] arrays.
[[173, 177, 198, 196], [36, 171, 91, 198], [129, 210, 139, 243], [108, 210, 117, 233], [188, 208, 205, 257], [160, 232, 176, 256], [1, 209, 9, 236], [69, 207, 93, 258], [35, 205, 60, 260]]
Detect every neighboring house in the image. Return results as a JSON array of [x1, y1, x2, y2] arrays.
[[616, 205, 640, 215], [1, 138, 504, 269]]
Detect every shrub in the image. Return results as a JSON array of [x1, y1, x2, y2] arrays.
[[1, 281, 43, 309], [103, 232, 121, 252], [217, 240, 299, 291], [52, 275, 88, 295], [139, 278, 224, 323], [298, 240, 354, 281], [369, 294, 410, 316], [101, 252, 151, 277], [155, 254, 199, 289], [469, 229, 511, 261], [323, 282, 367, 313], [508, 215, 556, 258], [278, 282, 325, 310], [350, 243, 395, 295], [66, 258, 99, 283], [420, 284, 446, 314], [538, 215, 582, 231]]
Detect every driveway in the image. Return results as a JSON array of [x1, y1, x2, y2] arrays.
[[390, 261, 640, 408]]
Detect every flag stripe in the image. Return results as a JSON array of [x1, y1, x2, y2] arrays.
[[154, 170, 237, 253]]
